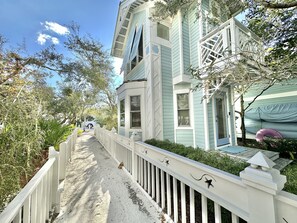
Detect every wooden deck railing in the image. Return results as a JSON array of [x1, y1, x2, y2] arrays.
[[95, 126, 297, 223], [0, 128, 78, 223], [199, 17, 262, 68]]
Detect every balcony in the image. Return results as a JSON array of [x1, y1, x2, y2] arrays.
[[199, 18, 264, 102], [199, 17, 262, 69]]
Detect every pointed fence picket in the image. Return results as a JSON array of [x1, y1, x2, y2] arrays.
[[95, 126, 297, 223]]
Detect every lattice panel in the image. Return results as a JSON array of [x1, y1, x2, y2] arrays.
[[201, 32, 224, 66]]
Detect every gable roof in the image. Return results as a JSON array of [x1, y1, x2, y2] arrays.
[[111, 0, 148, 58]]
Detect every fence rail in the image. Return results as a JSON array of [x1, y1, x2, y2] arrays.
[[0, 128, 78, 223], [95, 126, 297, 223]]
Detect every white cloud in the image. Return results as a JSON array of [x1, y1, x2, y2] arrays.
[[113, 57, 123, 75], [37, 33, 51, 45], [51, 37, 59, 45], [44, 21, 69, 35], [37, 33, 60, 45]]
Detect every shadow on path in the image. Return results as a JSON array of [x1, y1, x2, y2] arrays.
[[54, 132, 161, 223]]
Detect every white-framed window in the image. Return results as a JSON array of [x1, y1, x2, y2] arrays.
[[157, 23, 169, 41], [120, 99, 125, 127], [130, 95, 141, 128], [177, 93, 190, 127]]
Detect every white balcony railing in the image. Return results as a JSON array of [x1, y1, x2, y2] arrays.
[[199, 18, 262, 68]]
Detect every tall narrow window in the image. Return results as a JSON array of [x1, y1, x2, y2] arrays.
[[157, 23, 169, 40], [120, 99, 125, 127], [177, 93, 190, 127], [130, 96, 141, 128]]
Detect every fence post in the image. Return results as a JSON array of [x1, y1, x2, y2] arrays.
[[130, 131, 141, 181], [59, 142, 67, 181], [49, 147, 60, 214], [111, 127, 117, 158], [240, 152, 286, 223]]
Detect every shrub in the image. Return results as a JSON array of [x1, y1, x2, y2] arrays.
[[39, 119, 74, 150], [145, 138, 297, 195], [145, 139, 248, 176], [262, 138, 297, 160], [281, 161, 297, 195]]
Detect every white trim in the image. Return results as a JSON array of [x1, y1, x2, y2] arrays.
[[212, 88, 231, 149], [172, 74, 191, 85], [244, 90, 297, 102], [173, 89, 194, 146], [203, 94, 210, 150], [117, 80, 147, 139], [178, 10, 184, 76]]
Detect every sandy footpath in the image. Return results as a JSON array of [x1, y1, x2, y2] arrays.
[[54, 131, 162, 223]]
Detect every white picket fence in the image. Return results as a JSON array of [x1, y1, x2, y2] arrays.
[[0, 128, 78, 223], [95, 126, 297, 223]]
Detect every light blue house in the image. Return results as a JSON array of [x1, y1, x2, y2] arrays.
[[111, 0, 261, 150]]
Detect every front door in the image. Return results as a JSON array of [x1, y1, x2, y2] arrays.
[[215, 92, 229, 146]]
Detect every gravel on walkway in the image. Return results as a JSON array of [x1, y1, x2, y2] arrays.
[[54, 132, 162, 223]]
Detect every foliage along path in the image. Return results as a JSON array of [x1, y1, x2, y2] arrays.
[[54, 131, 162, 223]]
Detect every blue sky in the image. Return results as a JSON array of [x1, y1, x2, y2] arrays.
[[0, 0, 123, 85]]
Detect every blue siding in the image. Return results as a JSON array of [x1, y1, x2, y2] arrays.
[[201, 0, 210, 36], [182, 14, 191, 75], [161, 46, 174, 141], [176, 129, 194, 147], [171, 16, 180, 77], [189, 5, 199, 67], [193, 89, 205, 148], [126, 61, 145, 81]]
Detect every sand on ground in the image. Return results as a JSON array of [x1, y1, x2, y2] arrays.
[[54, 131, 162, 223]]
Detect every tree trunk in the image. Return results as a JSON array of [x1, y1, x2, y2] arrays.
[[240, 95, 247, 145]]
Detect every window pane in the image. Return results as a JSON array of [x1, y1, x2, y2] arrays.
[[177, 93, 189, 109], [120, 99, 125, 127], [120, 99, 125, 113], [157, 23, 169, 40], [131, 112, 141, 128], [120, 114, 125, 126], [178, 110, 190, 126], [131, 96, 140, 111]]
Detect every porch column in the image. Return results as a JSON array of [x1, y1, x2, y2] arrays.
[[240, 152, 286, 223]]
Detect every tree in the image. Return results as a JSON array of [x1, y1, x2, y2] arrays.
[[0, 24, 117, 207]]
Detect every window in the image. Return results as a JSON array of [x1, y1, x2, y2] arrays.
[[128, 26, 143, 71], [130, 96, 141, 128], [157, 23, 169, 41], [120, 99, 125, 127], [177, 93, 190, 127]]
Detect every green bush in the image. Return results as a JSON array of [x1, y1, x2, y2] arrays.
[[262, 138, 297, 160], [39, 119, 74, 150], [281, 161, 297, 195], [145, 138, 297, 195], [145, 139, 248, 176]]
